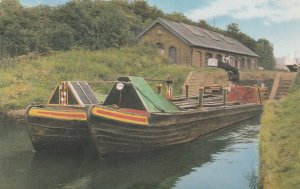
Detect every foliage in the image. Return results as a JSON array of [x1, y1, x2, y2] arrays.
[[0, 46, 193, 111], [226, 23, 241, 38], [0, 0, 142, 57], [196, 20, 211, 30], [226, 23, 275, 69], [128, 0, 164, 22], [260, 77, 300, 189], [255, 39, 276, 70]]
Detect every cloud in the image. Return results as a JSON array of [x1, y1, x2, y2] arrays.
[[186, 0, 300, 23]]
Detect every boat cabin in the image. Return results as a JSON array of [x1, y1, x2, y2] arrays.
[[103, 76, 180, 113], [48, 81, 100, 106]]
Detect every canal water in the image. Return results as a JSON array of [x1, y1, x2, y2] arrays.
[[0, 117, 260, 189]]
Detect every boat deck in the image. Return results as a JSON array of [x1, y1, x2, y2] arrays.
[[171, 95, 238, 110]]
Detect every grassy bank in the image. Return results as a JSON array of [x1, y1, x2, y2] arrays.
[[1, 46, 216, 113], [260, 73, 300, 189]]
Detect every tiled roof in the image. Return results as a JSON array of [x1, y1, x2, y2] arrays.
[[137, 18, 259, 57]]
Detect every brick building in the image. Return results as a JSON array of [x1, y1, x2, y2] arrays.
[[137, 18, 259, 70]]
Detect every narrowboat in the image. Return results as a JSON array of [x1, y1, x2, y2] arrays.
[[25, 81, 100, 152], [88, 76, 263, 155]]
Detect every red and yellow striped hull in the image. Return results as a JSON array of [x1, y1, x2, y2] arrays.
[[29, 108, 87, 121], [91, 106, 148, 126]]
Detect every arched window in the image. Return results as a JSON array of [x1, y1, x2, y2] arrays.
[[169, 46, 177, 64], [156, 43, 165, 55], [253, 59, 257, 69], [241, 58, 245, 70], [247, 58, 251, 69], [205, 53, 213, 66], [215, 54, 222, 62], [235, 60, 239, 68], [197, 51, 202, 67]]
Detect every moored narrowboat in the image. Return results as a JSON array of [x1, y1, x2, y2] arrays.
[[26, 81, 100, 152], [88, 76, 263, 155]]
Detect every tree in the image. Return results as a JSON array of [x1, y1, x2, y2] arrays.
[[47, 24, 75, 51], [129, 0, 164, 22], [166, 12, 194, 25], [226, 23, 241, 39], [255, 39, 275, 70], [197, 20, 211, 30]]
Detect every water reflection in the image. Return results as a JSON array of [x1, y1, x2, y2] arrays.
[[0, 117, 260, 189], [0, 120, 34, 189]]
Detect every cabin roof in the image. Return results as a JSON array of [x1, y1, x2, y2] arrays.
[[137, 18, 259, 57], [48, 81, 100, 106], [103, 76, 180, 113]]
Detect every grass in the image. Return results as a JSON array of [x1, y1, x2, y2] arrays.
[[240, 70, 278, 80], [260, 73, 300, 189], [0, 45, 203, 112]]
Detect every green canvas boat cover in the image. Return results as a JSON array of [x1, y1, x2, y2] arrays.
[[128, 76, 180, 113]]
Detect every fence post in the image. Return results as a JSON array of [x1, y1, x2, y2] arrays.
[[185, 83, 189, 99], [166, 76, 173, 100], [257, 87, 262, 104], [223, 86, 228, 105], [199, 86, 204, 108], [157, 84, 162, 94]]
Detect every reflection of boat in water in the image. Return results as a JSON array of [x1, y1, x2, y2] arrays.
[[24, 152, 87, 189], [88, 76, 262, 155], [25, 81, 99, 152]]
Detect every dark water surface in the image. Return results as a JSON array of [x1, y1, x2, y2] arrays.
[[0, 118, 260, 189]]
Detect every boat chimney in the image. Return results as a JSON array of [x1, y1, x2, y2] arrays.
[[185, 83, 189, 99], [157, 84, 162, 94], [166, 75, 173, 100]]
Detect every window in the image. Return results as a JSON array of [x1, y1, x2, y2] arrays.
[[156, 43, 165, 55], [205, 52, 213, 66], [197, 51, 202, 67], [169, 47, 177, 64], [241, 58, 245, 70], [235, 60, 238, 68], [247, 58, 251, 69], [253, 59, 257, 69], [156, 43, 164, 49], [215, 54, 222, 62]]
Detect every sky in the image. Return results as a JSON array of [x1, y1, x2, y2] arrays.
[[19, 0, 300, 58]]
